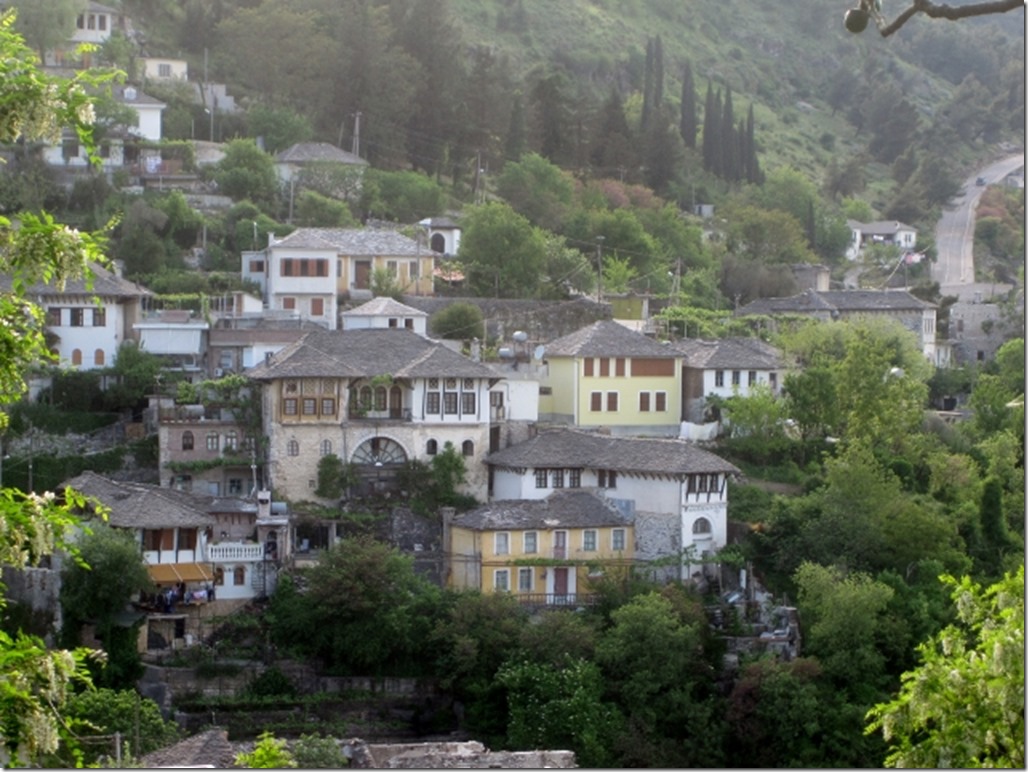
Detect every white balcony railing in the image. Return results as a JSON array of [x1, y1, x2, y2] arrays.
[[207, 542, 265, 562]]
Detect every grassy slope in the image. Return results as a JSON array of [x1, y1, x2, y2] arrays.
[[449, 0, 1022, 204]]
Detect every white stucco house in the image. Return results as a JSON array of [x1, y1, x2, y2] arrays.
[[340, 296, 429, 334], [485, 428, 740, 583], [846, 219, 918, 260]]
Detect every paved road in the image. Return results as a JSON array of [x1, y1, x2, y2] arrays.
[[933, 153, 1024, 301]]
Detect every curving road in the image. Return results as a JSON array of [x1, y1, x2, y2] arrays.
[[933, 153, 1024, 301]]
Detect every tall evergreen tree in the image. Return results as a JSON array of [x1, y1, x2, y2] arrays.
[[590, 88, 636, 176], [721, 87, 738, 181], [653, 35, 665, 110], [679, 60, 697, 149], [701, 83, 717, 173], [504, 92, 527, 163], [643, 106, 682, 194], [641, 38, 654, 133], [530, 68, 570, 164]]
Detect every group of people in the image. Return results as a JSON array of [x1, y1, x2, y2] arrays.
[[141, 582, 216, 613]]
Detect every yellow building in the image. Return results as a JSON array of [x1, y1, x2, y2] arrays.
[[445, 490, 634, 606], [538, 320, 682, 437]]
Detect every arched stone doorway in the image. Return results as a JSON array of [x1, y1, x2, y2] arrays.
[[351, 436, 408, 495]]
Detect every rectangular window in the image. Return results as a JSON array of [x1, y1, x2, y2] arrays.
[[283, 398, 298, 416], [409, 260, 419, 278], [715, 370, 725, 387], [494, 569, 510, 592], [158, 62, 171, 77], [551, 469, 564, 488], [461, 392, 476, 415], [769, 372, 778, 390], [70, 308, 84, 327], [206, 433, 219, 451], [311, 298, 324, 316], [444, 392, 458, 414], [655, 391, 667, 412], [282, 297, 296, 310], [321, 398, 336, 415], [569, 469, 581, 488], [47, 307, 61, 326], [599, 358, 610, 376], [93, 307, 106, 326], [584, 358, 594, 377], [426, 392, 441, 414], [612, 528, 626, 551], [535, 469, 548, 489], [495, 532, 510, 555], [583, 530, 597, 551], [518, 567, 533, 592], [523, 532, 538, 554], [178, 529, 197, 550], [249, 260, 264, 273], [731, 370, 741, 386], [615, 358, 626, 376], [598, 470, 617, 489], [606, 392, 619, 411], [590, 392, 602, 412], [98, 14, 106, 30], [748, 370, 757, 386], [302, 398, 317, 415], [387, 260, 397, 276], [639, 392, 651, 412]]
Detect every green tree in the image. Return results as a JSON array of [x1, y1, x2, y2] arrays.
[[360, 168, 445, 223], [234, 730, 296, 769], [59, 688, 179, 767], [679, 60, 697, 149], [0, 15, 110, 764], [458, 202, 546, 298], [866, 567, 1024, 768], [59, 524, 151, 688], [293, 189, 358, 228], [494, 152, 574, 232], [539, 232, 594, 299], [498, 656, 621, 768], [429, 302, 484, 341], [794, 562, 895, 698], [212, 139, 279, 211], [246, 104, 312, 154], [103, 342, 164, 412], [11, 0, 84, 62], [291, 732, 348, 769]]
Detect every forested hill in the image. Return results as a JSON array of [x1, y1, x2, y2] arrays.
[[121, 0, 1025, 210]]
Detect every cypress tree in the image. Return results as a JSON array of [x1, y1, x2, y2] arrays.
[[653, 35, 664, 110], [504, 93, 526, 163], [641, 38, 654, 133], [721, 87, 736, 180], [702, 83, 718, 173], [679, 60, 697, 148]]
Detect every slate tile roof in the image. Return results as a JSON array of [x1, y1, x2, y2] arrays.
[[270, 227, 423, 255], [848, 219, 916, 235], [452, 490, 631, 531], [63, 471, 220, 529], [736, 288, 934, 317], [245, 328, 498, 380], [139, 728, 237, 769], [486, 428, 739, 477], [275, 141, 368, 166], [0, 261, 152, 299], [342, 297, 427, 317], [543, 320, 676, 358], [671, 337, 784, 370]]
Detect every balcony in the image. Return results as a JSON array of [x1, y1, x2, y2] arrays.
[[516, 593, 599, 608], [207, 542, 265, 562], [347, 407, 412, 421]]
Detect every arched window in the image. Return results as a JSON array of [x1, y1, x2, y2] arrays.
[[287, 440, 300, 457], [359, 385, 372, 411], [426, 439, 438, 456], [233, 566, 246, 586], [374, 386, 387, 411], [461, 440, 474, 457], [320, 439, 332, 456], [352, 436, 407, 466], [692, 517, 712, 535], [181, 431, 194, 451], [94, 348, 105, 366], [71, 349, 82, 366], [214, 566, 224, 586], [430, 233, 446, 253]]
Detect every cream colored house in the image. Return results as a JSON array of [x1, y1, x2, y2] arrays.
[[538, 320, 682, 437]]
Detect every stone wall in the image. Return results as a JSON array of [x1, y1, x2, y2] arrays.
[[401, 296, 610, 345]]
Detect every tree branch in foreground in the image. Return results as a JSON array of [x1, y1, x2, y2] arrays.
[[879, 0, 1024, 37]]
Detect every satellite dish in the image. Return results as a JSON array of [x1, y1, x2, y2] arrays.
[[533, 345, 545, 361], [513, 330, 528, 343]]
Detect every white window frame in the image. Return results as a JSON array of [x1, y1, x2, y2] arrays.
[[494, 569, 510, 592], [523, 531, 538, 554], [494, 532, 510, 555], [612, 528, 626, 551], [518, 567, 533, 592], [583, 529, 597, 552]]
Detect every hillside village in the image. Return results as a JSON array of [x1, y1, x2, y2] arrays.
[[0, 1, 1024, 769]]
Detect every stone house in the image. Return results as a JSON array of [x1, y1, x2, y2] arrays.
[[245, 328, 503, 503], [484, 428, 739, 583]]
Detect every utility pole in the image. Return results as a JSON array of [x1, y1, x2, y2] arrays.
[[352, 111, 362, 158], [595, 235, 605, 303]]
